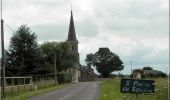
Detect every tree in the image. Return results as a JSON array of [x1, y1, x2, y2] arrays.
[[143, 66, 153, 70], [85, 47, 124, 77], [6, 25, 43, 76], [40, 41, 77, 72], [85, 53, 93, 67]]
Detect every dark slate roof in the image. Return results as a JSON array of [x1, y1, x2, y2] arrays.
[[143, 70, 165, 75], [67, 11, 77, 41]]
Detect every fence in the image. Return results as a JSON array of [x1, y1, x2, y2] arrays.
[[32, 74, 55, 88], [1, 76, 32, 95], [0, 73, 72, 95]]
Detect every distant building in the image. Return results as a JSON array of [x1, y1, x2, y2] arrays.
[[143, 70, 166, 78], [133, 72, 141, 79], [81, 66, 97, 79]]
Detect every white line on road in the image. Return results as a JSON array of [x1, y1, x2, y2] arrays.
[[58, 94, 70, 100]]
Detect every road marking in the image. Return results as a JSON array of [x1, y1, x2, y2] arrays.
[[59, 94, 69, 100]]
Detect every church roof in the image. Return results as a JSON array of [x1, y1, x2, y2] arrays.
[[67, 11, 77, 41]]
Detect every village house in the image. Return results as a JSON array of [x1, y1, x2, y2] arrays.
[[143, 70, 166, 78]]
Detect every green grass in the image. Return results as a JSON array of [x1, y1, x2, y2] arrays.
[[3, 83, 73, 100], [99, 77, 169, 100]]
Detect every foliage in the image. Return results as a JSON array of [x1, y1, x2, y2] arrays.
[[40, 42, 77, 72], [143, 66, 153, 70], [5, 25, 44, 76], [85, 53, 93, 67], [85, 47, 124, 77]]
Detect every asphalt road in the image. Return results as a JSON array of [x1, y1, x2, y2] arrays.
[[29, 82, 99, 100]]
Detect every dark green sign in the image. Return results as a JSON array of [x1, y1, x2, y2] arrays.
[[120, 79, 155, 94]]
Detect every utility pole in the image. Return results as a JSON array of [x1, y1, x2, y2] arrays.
[[1, 19, 5, 97], [1, 0, 6, 97], [130, 60, 132, 74], [54, 53, 57, 84], [165, 67, 167, 75]]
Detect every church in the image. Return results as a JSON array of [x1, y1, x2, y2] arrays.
[[65, 10, 97, 82], [66, 10, 81, 82]]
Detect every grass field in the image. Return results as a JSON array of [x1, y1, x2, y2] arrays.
[[99, 77, 169, 100], [3, 83, 72, 100]]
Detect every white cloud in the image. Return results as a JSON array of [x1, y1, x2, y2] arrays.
[[79, 31, 169, 74]]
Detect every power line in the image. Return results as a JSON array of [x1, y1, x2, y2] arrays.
[[3, 21, 16, 33]]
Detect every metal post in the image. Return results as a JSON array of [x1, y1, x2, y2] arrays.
[[130, 61, 132, 74], [165, 67, 167, 75], [1, 19, 5, 97], [54, 54, 57, 84]]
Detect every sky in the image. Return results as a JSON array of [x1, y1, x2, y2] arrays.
[[1, 0, 169, 75]]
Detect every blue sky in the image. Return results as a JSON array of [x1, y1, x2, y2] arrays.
[[1, 0, 169, 75]]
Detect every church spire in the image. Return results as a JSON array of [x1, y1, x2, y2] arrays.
[[67, 10, 77, 41]]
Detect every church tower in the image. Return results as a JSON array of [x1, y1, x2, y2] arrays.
[[67, 10, 80, 82], [67, 11, 78, 54]]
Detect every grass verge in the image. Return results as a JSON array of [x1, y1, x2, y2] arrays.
[[99, 78, 168, 100]]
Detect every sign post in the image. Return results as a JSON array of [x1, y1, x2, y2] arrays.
[[135, 94, 138, 100]]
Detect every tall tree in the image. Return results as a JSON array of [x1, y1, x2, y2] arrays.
[[40, 42, 77, 72], [6, 25, 42, 76], [85, 47, 124, 77]]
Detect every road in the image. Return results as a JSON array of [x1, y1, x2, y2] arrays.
[[29, 82, 99, 100]]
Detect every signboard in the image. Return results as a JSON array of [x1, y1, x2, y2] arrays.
[[120, 79, 155, 94]]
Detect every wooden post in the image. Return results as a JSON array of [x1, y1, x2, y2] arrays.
[[54, 54, 57, 84], [29, 78, 32, 90], [17, 85, 19, 95], [12, 86, 14, 95], [24, 78, 25, 91], [12, 78, 14, 94], [18, 78, 19, 94]]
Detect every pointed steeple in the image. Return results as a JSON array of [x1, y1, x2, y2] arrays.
[[67, 11, 77, 41]]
